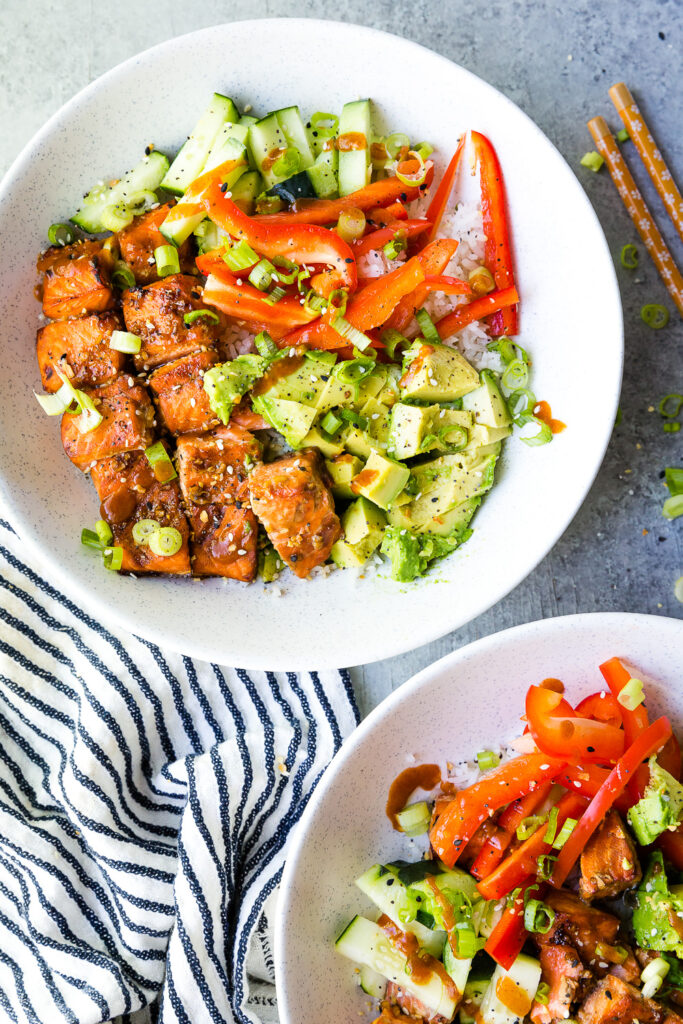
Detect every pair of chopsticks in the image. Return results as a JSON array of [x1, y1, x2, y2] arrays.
[[587, 83, 683, 318]]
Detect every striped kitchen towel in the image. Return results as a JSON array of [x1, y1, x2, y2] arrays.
[[0, 515, 359, 1024]]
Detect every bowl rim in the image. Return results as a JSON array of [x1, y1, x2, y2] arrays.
[[274, 610, 683, 1014], [0, 19, 624, 668]]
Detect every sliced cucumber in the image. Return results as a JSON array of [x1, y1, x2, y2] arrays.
[[248, 113, 291, 188], [355, 864, 445, 958], [410, 866, 480, 906], [472, 899, 504, 939], [335, 916, 458, 1021], [206, 125, 249, 169], [460, 975, 492, 1024], [359, 965, 387, 999], [159, 137, 247, 246], [307, 147, 339, 199], [71, 150, 169, 233], [273, 106, 315, 168], [193, 219, 230, 254], [230, 170, 264, 214], [239, 114, 258, 127], [338, 99, 372, 196], [443, 938, 472, 997], [161, 93, 239, 195], [479, 953, 541, 1024]]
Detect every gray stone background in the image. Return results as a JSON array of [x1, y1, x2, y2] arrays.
[[1, 0, 680, 716]]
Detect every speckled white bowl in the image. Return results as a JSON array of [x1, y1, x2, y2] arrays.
[[0, 20, 622, 669], [276, 612, 683, 1022]]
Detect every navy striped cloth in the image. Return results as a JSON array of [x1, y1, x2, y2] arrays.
[[0, 515, 359, 1023]]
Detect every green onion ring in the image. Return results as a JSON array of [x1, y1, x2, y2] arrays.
[[658, 394, 683, 418], [396, 150, 428, 187], [620, 244, 638, 269], [48, 222, 75, 246], [385, 132, 410, 158], [517, 413, 553, 447], [183, 309, 219, 326], [148, 526, 183, 557], [641, 304, 670, 329], [154, 244, 180, 278], [132, 519, 161, 546]]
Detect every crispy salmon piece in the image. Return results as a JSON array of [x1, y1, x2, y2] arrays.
[[577, 976, 683, 1024], [385, 982, 449, 1023], [543, 890, 640, 982], [230, 401, 269, 431], [37, 310, 126, 392], [117, 204, 193, 284], [39, 239, 115, 320], [148, 349, 220, 435], [248, 449, 341, 578], [187, 504, 258, 580], [579, 810, 642, 901], [530, 944, 592, 1024], [122, 274, 217, 371], [176, 425, 261, 506], [91, 448, 190, 574], [61, 375, 155, 471]]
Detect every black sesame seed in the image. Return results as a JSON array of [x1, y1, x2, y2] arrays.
[[220, 183, 228, 193], [387, 877, 395, 886]]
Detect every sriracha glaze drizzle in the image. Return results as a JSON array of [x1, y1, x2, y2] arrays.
[[386, 763, 442, 829], [534, 399, 566, 434]]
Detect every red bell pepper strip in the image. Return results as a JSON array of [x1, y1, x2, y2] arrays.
[[430, 754, 567, 868], [426, 138, 466, 243], [385, 239, 459, 332], [201, 181, 357, 296], [366, 201, 408, 227], [575, 692, 623, 728], [159, 156, 250, 237], [251, 164, 434, 226], [436, 286, 519, 338], [470, 781, 554, 881], [526, 685, 625, 764], [484, 876, 540, 970], [477, 792, 588, 901], [557, 764, 632, 815], [202, 271, 320, 336], [599, 657, 649, 748], [352, 219, 432, 258], [470, 131, 518, 336], [551, 716, 673, 888]]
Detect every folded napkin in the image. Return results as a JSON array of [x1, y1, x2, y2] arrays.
[[0, 515, 359, 1023]]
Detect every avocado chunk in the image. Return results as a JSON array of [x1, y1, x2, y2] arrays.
[[325, 453, 364, 498], [301, 425, 346, 458], [464, 422, 512, 451], [399, 342, 480, 402], [388, 403, 473, 459], [331, 498, 387, 568], [251, 396, 317, 448], [628, 757, 683, 845], [389, 497, 481, 536], [316, 373, 355, 413], [254, 351, 332, 406], [351, 450, 410, 510], [401, 451, 497, 529], [461, 369, 511, 428], [203, 354, 266, 424], [380, 525, 472, 582], [360, 397, 392, 448], [633, 851, 683, 956]]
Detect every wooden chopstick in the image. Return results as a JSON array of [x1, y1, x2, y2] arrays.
[[609, 82, 683, 246], [587, 116, 683, 317]]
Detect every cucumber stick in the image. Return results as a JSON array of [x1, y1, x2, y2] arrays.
[[478, 953, 541, 1024], [359, 965, 387, 999], [160, 136, 247, 246], [71, 151, 169, 233], [442, 938, 472, 997], [338, 99, 372, 196], [336, 916, 458, 1020], [355, 864, 445, 957], [161, 93, 239, 195]]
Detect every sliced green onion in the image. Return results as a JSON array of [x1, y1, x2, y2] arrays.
[[333, 358, 375, 386], [73, 389, 103, 434], [518, 414, 553, 447], [331, 316, 373, 351], [663, 494, 683, 520], [154, 244, 180, 278], [272, 255, 299, 285], [676, 576, 683, 603], [100, 204, 134, 232], [383, 234, 406, 260], [382, 328, 409, 361], [95, 519, 113, 546], [112, 260, 136, 289], [552, 817, 577, 850], [476, 750, 500, 771], [385, 132, 410, 158], [659, 394, 683, 418], [537, 854, 557, 881], [524, 899, 555, 934], [223, 239, 259, 273], [506, 886, 524, 909], [641, 304, 669, 329], [436, 424, 468, 451], [103, 546, 123, 571], [395, 801, 431, 837], [47, 222, 75, 246], [468, 266, 496, 296], [337, 207, 366, 244], [507, 388, 537, 420], [455, 925, 478, 959], [353, 345, 376, 362], [543, 807, 559, 845], [414, 141, 434, 161], [184, 309, 219, 326], [255, 193, 283, 216], [148, 526, 183, 557], [501, 358, 529, 391], [34, 380, 79, 416], [641, 956, 670, 999], [305, 349, 337, 366], [620, 244, 638, 269], [534, 983, 550, 1006], [321, 411, 343, 435], [517, 814, 546, 841], [617, 128, 630, 143], [327, 288, 348, 319], [487, 337, 529, 365], [617, 677, 645, 710], [109, 330, 142, 353], [81, 527, 104, 550], [396, 150, 428, 187], [263, 285, 286, 306], [304, 290, 328, 314], [664, 422, 681, 433], [132, 519, 160, 546], [144, 441, 177, 483], [255, 331, 278, 358], [272, 148, 301, 178], [340, 408, 368, 430], [310, 111, 339, 137], [665, 468, 683, 496], [296, 267, 311, 293], [580, 151, 604, 172], [249, 257, 277, 292], [415, 308, 440, 344]]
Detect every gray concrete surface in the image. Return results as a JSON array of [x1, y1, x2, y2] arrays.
[[1, 0, 681, 717]]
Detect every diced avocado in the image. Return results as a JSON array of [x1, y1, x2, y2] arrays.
[[416, 497, 481, 536], [256, 353, 333, 406], [301, 425, 346, 458], [203, 354, 266, 424], [360, 397, 391, 448], [629, 757, 683, 845], [351, 451, 410, 510], [331, 498, 386, 568], [389, 403, 473, 459], [633, 852, 683, 956], [252, 396, 317, 448], [462, 370, 511, 428], [400, 342, 480, 402], [354, 365, 387, 407], [325, 453, 364, 498], [404, 452, 497, 529], [465, 423, 512, 451], [376, 365, 402, 407], [316, 375, 355, 413], [380, 526, 471, 582], [344, 426, 376, 459]]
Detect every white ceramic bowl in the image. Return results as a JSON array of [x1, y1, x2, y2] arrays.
[[276, 612, 683, 1022], [0, 20, 622, 669]]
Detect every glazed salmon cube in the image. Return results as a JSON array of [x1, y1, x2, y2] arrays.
[[542, 890, 640, 983], [530, 944, 592, 1024], [176, 425, 262, 506], [36, 310, 126, 392], [38, 239, 115, 320], [148, 349, 220, 435], [577, 976, 683, 1024], [122, 274, 217, 371], [248, 450, 341, 579], [579, 810, 642, 901], [61, 375, 155, 471], [187, 504, 258, 581], [117, 204, 193, 285]]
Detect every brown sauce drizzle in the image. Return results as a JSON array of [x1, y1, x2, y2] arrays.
[[251, 354, 305, 397], [377, 915, 459, 1000], [337, 132, 367, 152], [386, 763, 442, 829]]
